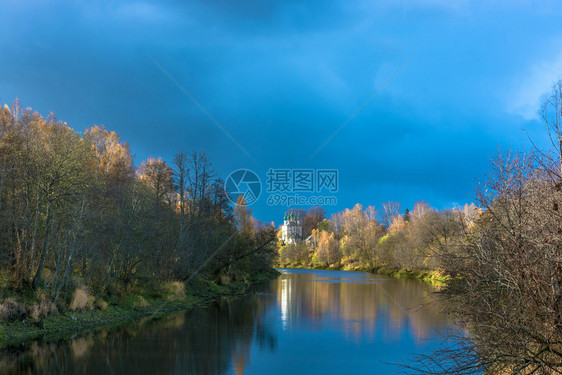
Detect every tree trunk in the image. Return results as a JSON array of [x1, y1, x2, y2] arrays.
[[32, 203, 51, 289], [27, 186, 40, 280]]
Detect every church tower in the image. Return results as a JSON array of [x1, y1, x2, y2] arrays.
[[281, 213, 302, 244]]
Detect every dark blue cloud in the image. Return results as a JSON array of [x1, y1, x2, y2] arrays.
[[1, 0, 561, 223]]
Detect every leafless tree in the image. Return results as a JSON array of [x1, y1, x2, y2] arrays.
[[381, 201, 401, 228], [539, 80, 562, 177], [407, 150, 562, 374]]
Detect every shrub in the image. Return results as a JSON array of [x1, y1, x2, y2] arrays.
[[96, 300, 108, 311], [163, 281, 186, 301], [69, 288, 93, 311], [134, 296, 149, 308], [87, 295, 95, 309], [29, 292, 57, 320], [219, 274, 232, 286], [0, 298, 26, 321]]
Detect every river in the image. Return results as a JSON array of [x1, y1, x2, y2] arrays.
[[1, 268, 454, 374]]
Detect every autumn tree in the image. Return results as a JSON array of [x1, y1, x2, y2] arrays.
[[84, 125, 133, 189], [301, 206, 326, 238], [381, 201, 401, 228], [138, 157, 174, 209], [0, 99, 277, 307], [312, 229, 341, 266]]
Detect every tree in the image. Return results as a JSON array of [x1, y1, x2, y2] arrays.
[[187, 152, 214, 217], [84, 125, 133, 188], [0, 99, 278, 301], [410, 201, 430, 222], [234, 195, 252, 234], [381, 201, 401, 228], [409, 150, 562, 374], [403, 208, 410, 222], [173, 150, 189, 218], [301, 206, 326, 238], [539, 80, 562, 177], [138, 157, 174, 209], [31, 120, 95, 289], [312, 229, 340, 266]]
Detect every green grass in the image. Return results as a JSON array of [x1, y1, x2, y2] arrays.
[[0, 291, 207, 348], [373, 267, 450, 284], [0, 268, 280, 349]]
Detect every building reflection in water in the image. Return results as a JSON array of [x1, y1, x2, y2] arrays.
[[274, 269, 450, 345]]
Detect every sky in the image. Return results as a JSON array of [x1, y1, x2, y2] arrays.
[[1, 0, 562, 224]]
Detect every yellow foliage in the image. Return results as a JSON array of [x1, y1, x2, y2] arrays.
[[70, 288, 93, 311], [389, 214, 405, 233]]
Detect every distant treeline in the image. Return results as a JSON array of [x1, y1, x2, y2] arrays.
[[0, 99, 276, 306], [277, 202, 475, 275]]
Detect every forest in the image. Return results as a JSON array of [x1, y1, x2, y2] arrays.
[[0, 99, 277, 325]]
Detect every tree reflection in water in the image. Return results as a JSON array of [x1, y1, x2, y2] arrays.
[[0, 293, 276, 375], [0, 270, 452, 374], [275, 269, 450, 345]]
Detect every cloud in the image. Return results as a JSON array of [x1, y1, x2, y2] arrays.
[[3, 0, 562, 223], [507, 48, 562, 120]]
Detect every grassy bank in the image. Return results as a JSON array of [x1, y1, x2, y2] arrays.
[[277, 263, 450, 283], [0, 268, 280, 349], [370, 266, 450, 283]]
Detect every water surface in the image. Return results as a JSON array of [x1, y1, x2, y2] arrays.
[[1, 269, 453, 374]]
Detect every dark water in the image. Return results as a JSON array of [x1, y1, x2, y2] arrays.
[[1, 269, 454, 374]]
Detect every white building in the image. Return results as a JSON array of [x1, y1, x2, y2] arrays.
[[281, 213, 302, 244]]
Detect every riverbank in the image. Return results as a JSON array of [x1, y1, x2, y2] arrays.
[[372, 267, 450, 283], [277, 263, 450, 283], [0, 268, 280, 349]]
